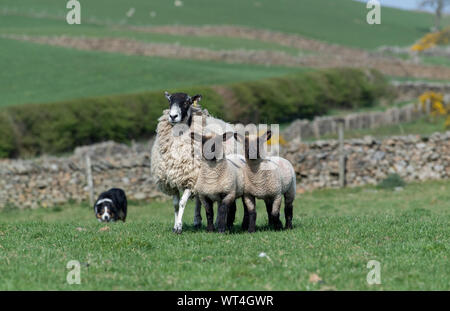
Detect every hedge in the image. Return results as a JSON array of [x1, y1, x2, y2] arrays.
[[226, 68, 392, 124], [0, 68, 392, 158]]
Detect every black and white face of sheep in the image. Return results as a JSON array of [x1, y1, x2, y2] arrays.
[[165, 91, 202, 124]]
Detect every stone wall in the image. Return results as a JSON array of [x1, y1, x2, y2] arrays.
[[282, 81, 450, 142], [0, 141, 161, 209], [1, 133, 449, 209], [282, 102, 428, 141], [282, 132, 450, 191], [392, 81, 450, 101]]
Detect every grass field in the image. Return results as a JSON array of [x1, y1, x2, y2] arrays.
[[1, 0, 448, 108], [0, 180, 448, 290], [0, 37, 301, 107], [2, 0, 448, 49]]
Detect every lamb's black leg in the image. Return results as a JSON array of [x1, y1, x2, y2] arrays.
[[241, 198, 249, 231], [271, 196, 283, 231], [193, 196, 202, 229], [284, 199, 293, 230], [264, 199, 274, 227], [203, 197, 215, 232], [244, 195, 256, 233], [227, 201, 236, 232], [217, 202, 228, 233]]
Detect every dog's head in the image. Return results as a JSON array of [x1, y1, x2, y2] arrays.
[[94, 198, 118, 222]]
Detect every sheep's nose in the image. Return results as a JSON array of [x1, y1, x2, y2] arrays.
[[170, 114, 178, 121]]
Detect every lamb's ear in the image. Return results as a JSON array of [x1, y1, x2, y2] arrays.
[[234, 132, 244, 142], [259, 130, 272, 143], [266, 130, 272, 142], [222, 132, 235, 141], [164, 91, 172, 101]]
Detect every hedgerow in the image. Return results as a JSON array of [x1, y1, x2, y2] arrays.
[[0, 68, 392, 158]]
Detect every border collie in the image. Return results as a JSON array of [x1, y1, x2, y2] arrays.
[[94, 188, 127, 222]]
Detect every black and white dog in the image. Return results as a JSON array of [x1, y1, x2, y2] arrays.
[[94, 188, 127, 222]]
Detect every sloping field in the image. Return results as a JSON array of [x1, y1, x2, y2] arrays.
[[2, 0, 449, 49], [0, 37, 300, 107]]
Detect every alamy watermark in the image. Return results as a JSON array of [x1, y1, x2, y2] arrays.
[[66, 0, 81, 25], [366, 260, 381, 285], [366, 0, 381, 25], [66, 260, 81, 285]]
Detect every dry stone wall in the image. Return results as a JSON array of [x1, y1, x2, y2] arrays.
[[1, 132, 449, 209], [283, 132, 450, 190], [282, 102, 428, 141]]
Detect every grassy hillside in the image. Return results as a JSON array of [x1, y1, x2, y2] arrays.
[[0, 37, 300, 107], [0, 180, 448, 290], [2, 0, 448, 49]]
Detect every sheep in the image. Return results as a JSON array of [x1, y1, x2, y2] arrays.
[[241, 130, 296, 233], [150, 91, 243, 233], [190, 131, 246, 233]]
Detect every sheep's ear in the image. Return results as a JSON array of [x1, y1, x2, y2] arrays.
[[164, 91, 171, 101], [192, 94, 202, 103], [222, 132, 235, 141]]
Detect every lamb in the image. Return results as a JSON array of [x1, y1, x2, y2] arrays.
[[191, 131, 246, 233], [241, 130, 296, 233], [150, 91, 243, 233]]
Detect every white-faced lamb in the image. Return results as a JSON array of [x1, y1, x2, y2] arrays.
[[241, 130, 296, 233], [150, 91, 243, 233], [190, 131, 246, 233]]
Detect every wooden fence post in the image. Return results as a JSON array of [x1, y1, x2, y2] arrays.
[[337, 119, 346, 188], [85, 154, 94, 206]]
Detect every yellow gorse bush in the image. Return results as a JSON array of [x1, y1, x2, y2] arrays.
[[419, 91, 450, 129], [411, 27, 450, 52]]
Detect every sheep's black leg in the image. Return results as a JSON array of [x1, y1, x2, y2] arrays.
[[264, 199, 274, 227], [241, 198, 249, 231], [202, 197, 215, 232], [227, 201, 236, 232]]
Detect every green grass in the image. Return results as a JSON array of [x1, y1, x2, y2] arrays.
[[2, 0, 448, 49], [422, 55, 450, 68], [308, 116, 448, 141], [0, 180, 448, 290], [1, 1, 449, 107], [0, 37, 301, 107], [0, 14, 305, 56]]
